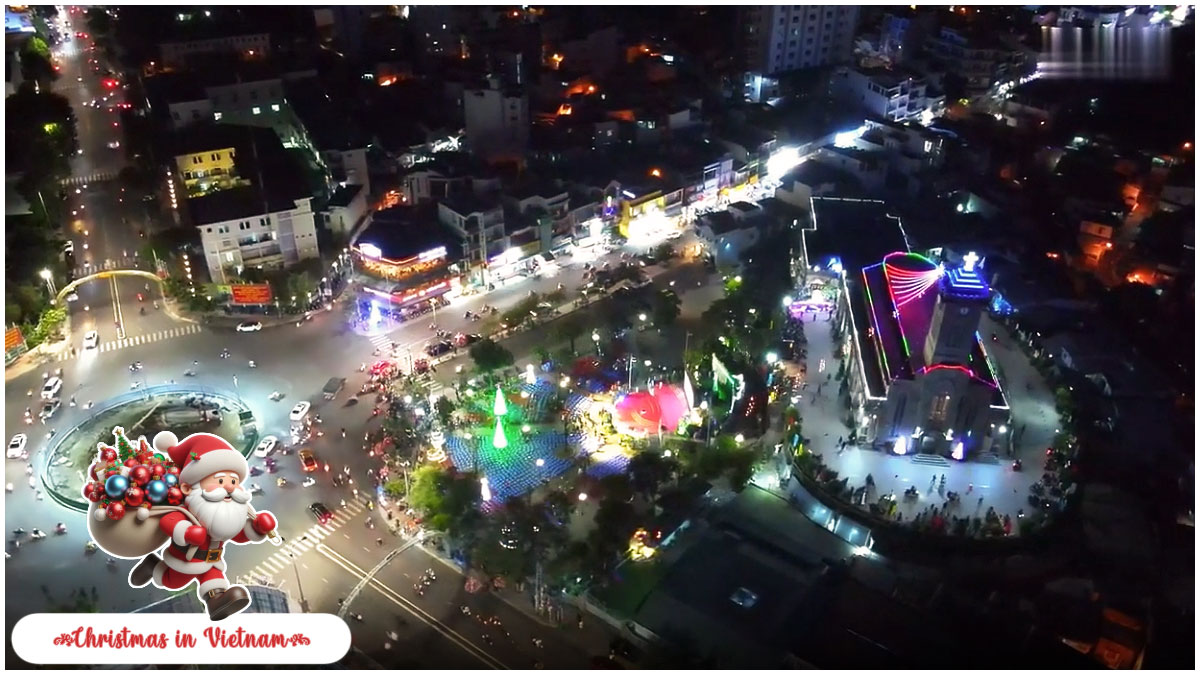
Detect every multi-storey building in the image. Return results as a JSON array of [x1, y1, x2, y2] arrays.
[[166, 125, 319, 282], [463, 83, 530, 160], [739, 5, 859, 100], [831, 66, 945, 124], [925, 26, 1026, 104], [159, 33, 271, 68]]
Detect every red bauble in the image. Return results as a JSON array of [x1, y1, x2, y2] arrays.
[[105, 469, 121, 479], [100, 448, 117, 463], [149, 464, 166, 479], [130, 465, 151, 486], [105, 502, 126, 520], [124, 458, 139, 468], [166, 465, 180, 476], [166, 487, 184, 506], [136, 452, 152, 465], [124, 486, 145, 506], [82, 483, 94, 501]]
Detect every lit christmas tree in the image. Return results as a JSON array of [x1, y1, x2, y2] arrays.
[[493, 385, 508, 418]]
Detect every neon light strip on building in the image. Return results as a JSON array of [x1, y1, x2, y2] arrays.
[[861, 264, 894, 383]]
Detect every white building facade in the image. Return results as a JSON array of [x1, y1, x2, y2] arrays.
[[198, 198, 320, 283]]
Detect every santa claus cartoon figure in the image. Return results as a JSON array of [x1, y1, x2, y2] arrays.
[[127, 431, 278, 621]]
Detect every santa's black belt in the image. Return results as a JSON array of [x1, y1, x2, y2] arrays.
[[172, 543, 222, 562]]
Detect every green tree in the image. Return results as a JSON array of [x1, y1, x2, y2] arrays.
[[85, 7, 113, 35], [651, 289, 682, 327], [19, 36, 57, 86], [382, 478, 407, 500], [627, 451, 676, 499], [552, 312, 587, 354], [434, 396, 456, 429], [469, 338, 514, 375]]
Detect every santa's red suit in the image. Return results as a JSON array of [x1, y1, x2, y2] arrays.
[[152, 505, 270, 596], [128, 431, 277, 618]]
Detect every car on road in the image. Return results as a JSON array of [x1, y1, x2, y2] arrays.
[[41, 377, 63, 401], [40, 399, 61, 420], [253, 435, 278, 458], [289, 401, 311, 422], [107, 140, 120, 149], [236, 321, 263, 333], [308, 502, 333, 525], [452, 333, 482, 348], [66, 292, 80, 303], [299, 449, 318, 473], [7, 434, 28, 459], [425, 340, 452, 357], [82, 330, 99, 351]]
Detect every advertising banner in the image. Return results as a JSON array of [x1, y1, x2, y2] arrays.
[[230, 284, 273, 306]]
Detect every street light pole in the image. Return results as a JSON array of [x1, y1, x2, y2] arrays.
[[288, 551, 310, 613]]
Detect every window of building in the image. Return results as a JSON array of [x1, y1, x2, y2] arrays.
[[930, 394, 952, 423], [271, 104, 280, 112], [252, 106, 261, 115], [213, 111, 223, 121]]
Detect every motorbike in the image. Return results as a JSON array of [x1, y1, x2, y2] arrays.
[[184, 370, 196, 377], [13, 528, 25, 537], [247, 484, 262, 495], [1012, 459, 1023, 471], [55, 523, 67, 535], [276, 477, 288, 487], [30, 529, 46, 540], [250, 466, 264, 477], [5, 483, 12, 494], [248, 360, 257, 368], [85, 541, 99, 553], [302, 476, 316, 488], [139, 306, 146, 315]]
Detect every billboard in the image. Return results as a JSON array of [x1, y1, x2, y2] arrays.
[[4, 326, 27, 364], [229, 284, 273, 306]]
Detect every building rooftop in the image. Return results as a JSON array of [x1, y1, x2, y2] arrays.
[[441, 192, 501, 216], [804, 198, 910, 278], [173, 125, 311, 225], [328, 183, 364, 208], [134, 584, 295, 613], [355, 205, 462, 263]]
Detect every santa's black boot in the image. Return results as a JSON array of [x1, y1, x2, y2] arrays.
[[204, 585, 251, 621], [128, 554, 161, 588]]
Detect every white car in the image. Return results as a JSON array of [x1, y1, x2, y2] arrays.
[[236, 321, 263, 333], [40, 400, 61, 420], [107, 140, 120, 149], [289, 401, 311, 422], [254, 435, 278, 458], [7, 434, 28, 459], [82, 330, 99, 350]]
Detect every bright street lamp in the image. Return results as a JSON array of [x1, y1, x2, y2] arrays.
[[766, 352, 779, 365], [782, 295, 793, 307], [638, 313, 647, 322]]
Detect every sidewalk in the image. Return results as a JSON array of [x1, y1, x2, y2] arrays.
[[4, 314, 74, 383]]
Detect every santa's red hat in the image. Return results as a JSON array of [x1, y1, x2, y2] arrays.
[[153, 431, 248, 486]]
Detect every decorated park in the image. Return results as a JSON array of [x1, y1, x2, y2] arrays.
[[430, 368, 696, 505]]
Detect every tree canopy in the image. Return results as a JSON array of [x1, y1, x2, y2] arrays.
[[469, 338, 514, 374]]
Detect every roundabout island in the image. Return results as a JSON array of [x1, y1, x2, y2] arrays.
[[40, 385, 256, 511]]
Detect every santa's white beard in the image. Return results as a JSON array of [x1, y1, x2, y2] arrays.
[[185, 487, 251, 542]]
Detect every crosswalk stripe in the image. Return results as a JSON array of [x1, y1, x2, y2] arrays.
[[260, 559, 281, 573], [60, 325, 202, 361]]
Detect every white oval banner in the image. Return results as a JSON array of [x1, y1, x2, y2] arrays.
[[12, 613, 351, 665]]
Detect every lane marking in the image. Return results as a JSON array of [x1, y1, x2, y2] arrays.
[[317, 544, 506, 669]]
